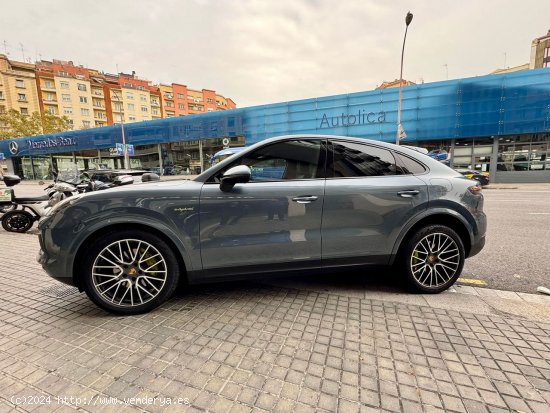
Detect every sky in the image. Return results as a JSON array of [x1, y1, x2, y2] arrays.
[[2, 0, 550, 108]]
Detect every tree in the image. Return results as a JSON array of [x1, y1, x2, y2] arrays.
[[0, 110, 71, 140]]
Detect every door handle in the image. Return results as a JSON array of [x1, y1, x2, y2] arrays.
[[397, 190, 420, 198], [292, 195, 318, 204]]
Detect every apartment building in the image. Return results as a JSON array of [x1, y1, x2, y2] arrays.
[[0, 54, 41, 117], [1, 55, 236, 132], [530, 29, 550, 69], [160, 83, 236, 118]]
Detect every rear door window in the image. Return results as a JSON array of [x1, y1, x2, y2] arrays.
[[327, 141, 398, 177]]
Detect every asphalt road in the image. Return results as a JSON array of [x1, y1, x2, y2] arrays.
[[4, 182, 550, 294], [461, 188, 550, 294]]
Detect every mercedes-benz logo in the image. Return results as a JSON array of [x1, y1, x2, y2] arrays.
[[9, 141, 19, 155]]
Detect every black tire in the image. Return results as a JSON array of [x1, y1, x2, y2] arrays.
[[1, 210, 35, 233], [81, 230, 181, 315], [398, 225, 465, 293]]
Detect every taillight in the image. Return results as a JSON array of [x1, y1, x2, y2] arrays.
[[468, 185, 482, 195]]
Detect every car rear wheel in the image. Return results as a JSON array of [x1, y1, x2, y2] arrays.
[[400, 225, 465, 293], [82, 230, 180, 314]]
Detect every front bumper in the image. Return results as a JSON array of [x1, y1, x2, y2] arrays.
[[37, 226, 76, 287]]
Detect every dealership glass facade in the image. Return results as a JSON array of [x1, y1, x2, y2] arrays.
[[1, 68, 549, 183]]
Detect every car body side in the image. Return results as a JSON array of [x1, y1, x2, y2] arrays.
[[38, 135, 486, 289]]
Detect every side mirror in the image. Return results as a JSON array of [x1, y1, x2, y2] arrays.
[[220, 165, 251, 192]]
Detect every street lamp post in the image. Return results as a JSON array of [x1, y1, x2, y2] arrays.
[[396, 11, 414, 145], [111, 90, 130, 169]]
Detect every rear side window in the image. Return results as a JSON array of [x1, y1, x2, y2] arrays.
[[394, 152, 427, 175], [328, 141, 398, 177]]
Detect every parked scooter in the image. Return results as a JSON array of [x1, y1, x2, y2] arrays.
[[0, 175, 17, 214], [0, 164, 80, 233], [0, 174, 52, 232]]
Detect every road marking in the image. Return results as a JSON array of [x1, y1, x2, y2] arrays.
[[528, 212, 550, 215], [457, 278, 487, 286]]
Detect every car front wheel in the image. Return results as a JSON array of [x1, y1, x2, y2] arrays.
[[400, 225, 465, 293], [82, 230, 180, 314]]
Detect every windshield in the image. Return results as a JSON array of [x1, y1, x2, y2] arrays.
[[56, 162, 81, 184]]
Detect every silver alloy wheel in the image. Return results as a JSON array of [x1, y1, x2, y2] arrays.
[[410, 232, 460, 288], [91, 239, 167, 307]]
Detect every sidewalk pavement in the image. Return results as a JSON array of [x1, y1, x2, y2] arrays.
[[0, 229, 549, 412]]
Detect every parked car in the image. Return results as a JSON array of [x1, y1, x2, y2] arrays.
[[427, 149, 449, 162], [455, 169, 490, 186], [38, 135, 486, 314]]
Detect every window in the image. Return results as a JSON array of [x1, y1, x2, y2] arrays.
[[44, 80, 54, 89], [207, 98, 213, 104], [114, 114, 122, 122], [178, 103, 185, 109], [128, 116, 136, 121], [15, 79, 25, 88], [82, 121, 91, 128], [141, 106, 148, 112], [394, 152, 427, 175], [63, 107, 73, 114], [20, 107, 28, 115], [127, 103, 135, 110], [126, 93, 133, 100], [59, 71, 69, 77], [77, 83, 87, 91], [60, 81, 69, 89], [79, 96, 88, 104], [62, 94, 71, 102], [81, 108, 90, 116], [152, 109, 159, 115], [328, 141, 398, 177], [47, 106, 56, 115], [177, 93, 184, 99], [140, 95, 147, 102], [211, 140, 324, 183], [166, 101, 173, 107], [0, 91, 3, 99], [18, 93, 26, 101], [45, 93, 55, 101]]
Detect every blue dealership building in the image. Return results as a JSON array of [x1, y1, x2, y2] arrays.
[[1, 68, 549, 183]]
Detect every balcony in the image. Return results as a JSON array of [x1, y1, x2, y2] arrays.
[[41, 84, 56, 91]]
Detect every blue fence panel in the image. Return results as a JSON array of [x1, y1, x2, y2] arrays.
[[1, 68, 550, 159]]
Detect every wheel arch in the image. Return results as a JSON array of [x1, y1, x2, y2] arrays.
[[71, 222, 189, 290], [390, 211, 473, 265]]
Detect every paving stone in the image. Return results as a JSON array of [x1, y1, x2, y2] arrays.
[[1, 229, 550, 413]]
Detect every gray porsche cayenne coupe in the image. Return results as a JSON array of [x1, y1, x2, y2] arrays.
[[38, 135, 486, 314]]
